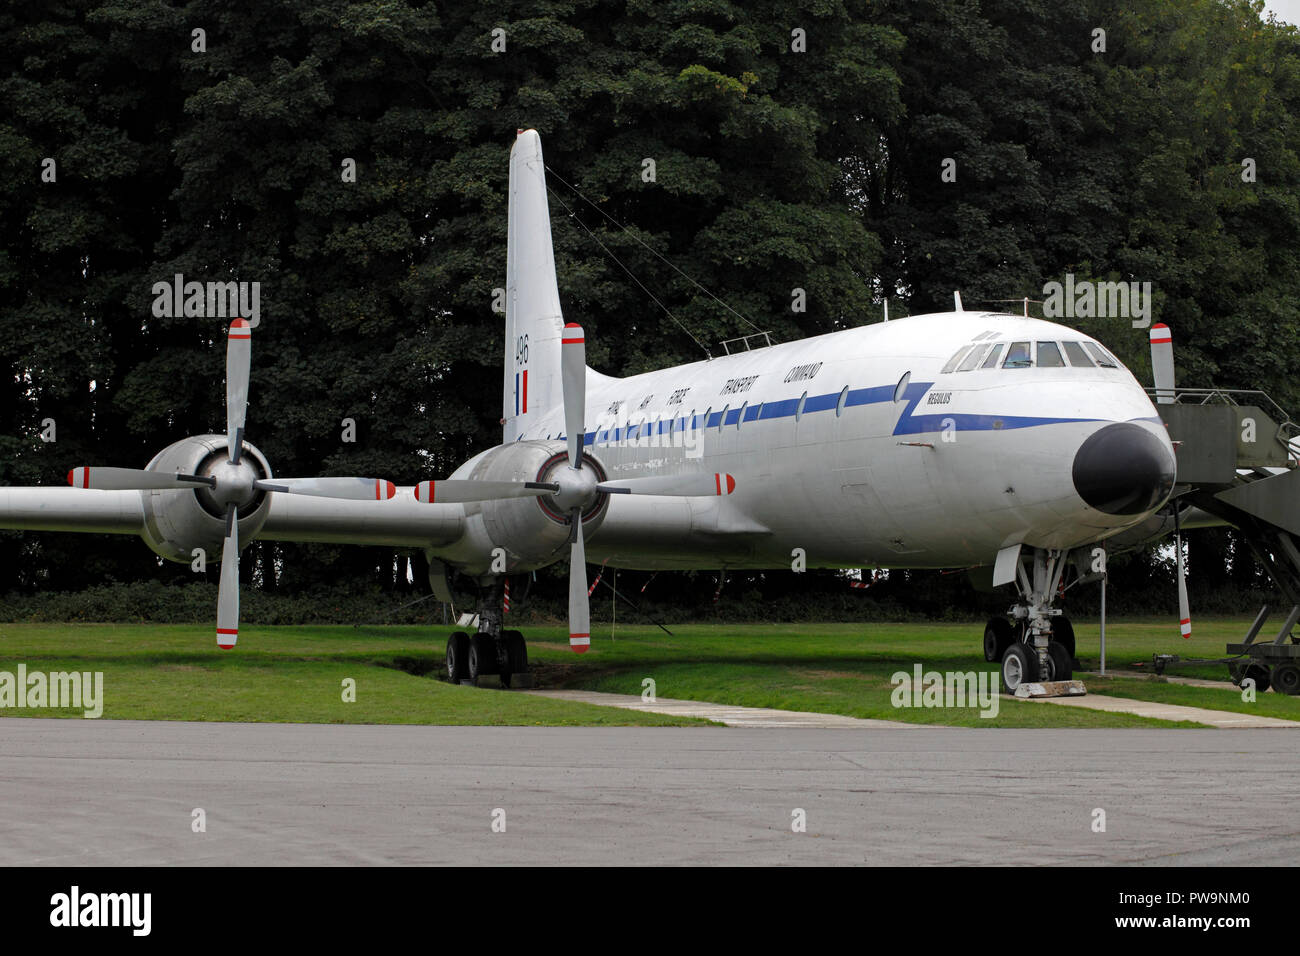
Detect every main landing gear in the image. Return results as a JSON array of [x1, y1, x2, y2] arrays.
[[445, 578, 531, 689], [982, 548, 1077, 693]]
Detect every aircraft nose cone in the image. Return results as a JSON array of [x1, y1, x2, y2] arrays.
[[1072, 422, 1176, 516]]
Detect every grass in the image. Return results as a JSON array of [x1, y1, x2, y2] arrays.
[[0, 616, 1295, 728], [0, 623, 709, 726]]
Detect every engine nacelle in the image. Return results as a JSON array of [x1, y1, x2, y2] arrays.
[[139, 435, 273, 563], [463, 440, 610, 570]]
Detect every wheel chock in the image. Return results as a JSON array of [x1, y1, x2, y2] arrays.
[[1013, 680, 1087, 698]]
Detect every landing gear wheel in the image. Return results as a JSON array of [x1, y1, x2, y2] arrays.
[[499, 630, 527, 688], [468, 633, 498, 682], [1242, 663, 1272, 693], [1001, 643, 1039, 694], [446, 631, 470, 683], [983, 618, 1014, 662], [1051, 615, 1076, 660], [1044, 641, 1073, 682], [1272, 663, 1300, 696]]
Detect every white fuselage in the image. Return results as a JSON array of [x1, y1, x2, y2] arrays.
[[496, 311, 1168, 571]]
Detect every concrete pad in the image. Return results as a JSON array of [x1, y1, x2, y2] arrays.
[[523, 689, 915, 728], [5, 719, 1300, 865], [1024, 692, 1300, 728], [1079, 671, 1245, 691]]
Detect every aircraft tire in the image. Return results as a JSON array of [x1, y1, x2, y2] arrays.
[[983, 617, 1014, 662], [468, 633, 497, 680], [1001, 643, 1039, 693], [499, 630, 527, 688], [446, 631, 470, 683], [1045, 641, 1073, 681], [1051, 615, 1076, 659]]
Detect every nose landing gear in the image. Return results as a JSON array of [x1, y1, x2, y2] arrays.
[[986, 548, 1085, 695]]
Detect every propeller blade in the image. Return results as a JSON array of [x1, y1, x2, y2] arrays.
[[67, 467, 215, 491], [597, 473, 737, 497], [217, 505, 240, 649], [254, 477, 397, 500], [226, 318, 252, 463], [562, 322, 586, 469], [1174, 507, 1191, 639], [568, 509, 590, 653], [1150, 323, 1175, 404], [413, 479, 559, 504]]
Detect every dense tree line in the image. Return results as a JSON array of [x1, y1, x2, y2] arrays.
[[0, 0, 1296, 618]]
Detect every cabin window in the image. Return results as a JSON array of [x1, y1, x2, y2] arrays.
[[735, 402, 747, 430], [893, 372, 910, 403], [1063, 342, 1094, 367], [1003, 341, 1032, 368], [942, 346, 973, 374], [980, 344, 1004, 368], [1037, 342, 1066, 368], [1083, 343, 1118, 368], [835, 386, 850, 417], [958, 344, 991, 371], [796, 391, 808, 421], [715, 405, 728, 430]]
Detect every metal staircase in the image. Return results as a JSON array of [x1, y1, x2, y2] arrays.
[[1151, 387, 1300, 693]]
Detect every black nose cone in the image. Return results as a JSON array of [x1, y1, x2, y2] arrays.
[[1072, 423, 1176, 516]]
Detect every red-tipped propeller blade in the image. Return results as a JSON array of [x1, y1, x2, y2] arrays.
[[226, 319, 252, 464], [216, 505, 240, 649], [412, 480, 559, 504], [596, 473, 736, 497], [254, 477, 397, 500], [67, 467, 214, 491]]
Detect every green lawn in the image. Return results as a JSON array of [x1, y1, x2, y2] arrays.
[[0, 623, 707, 726], [0, 617, 1293, 728]]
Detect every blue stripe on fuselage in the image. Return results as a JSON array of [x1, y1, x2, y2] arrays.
[[567, 381, 1103, 445]]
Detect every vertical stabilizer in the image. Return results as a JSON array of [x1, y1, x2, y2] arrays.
[[503, 129, 564, 441]]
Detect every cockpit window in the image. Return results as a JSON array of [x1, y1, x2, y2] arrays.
[[942, 346, 973, 374], [1083, 342, 1118, 368], [1003, 341, 1032, 368], [981, 344, 1004, 368], [957, 343, 991, 371], [1037, 342, 1065, 367], [1063, 341, 1094, 367]]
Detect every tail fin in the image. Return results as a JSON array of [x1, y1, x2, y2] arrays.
[[503, 129, 564, 442]]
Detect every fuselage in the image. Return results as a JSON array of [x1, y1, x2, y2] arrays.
[[494, 310, 1173, 571]]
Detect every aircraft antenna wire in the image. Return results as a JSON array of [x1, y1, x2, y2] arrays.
[[545, 165, 766, 339], [546, 183, 713, 360]]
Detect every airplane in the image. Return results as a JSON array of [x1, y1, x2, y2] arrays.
[[0, 129, 1186, 693]]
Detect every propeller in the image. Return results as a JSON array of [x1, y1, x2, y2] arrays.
[[217, 505, 240, 648], [68, 467, 214, 491], [1150, 322, 1189, 639], [568, 505, 590, 653], [562, 323, 586, 469], [1150, 323, 1175, 404], [414, 480, 559, 504], [1175, 505, 1191, 640], [67, 319, 399, 648], [409, 321, 739, 653]]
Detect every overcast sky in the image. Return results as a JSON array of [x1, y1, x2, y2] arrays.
[[1265, 0, 1300, 23]]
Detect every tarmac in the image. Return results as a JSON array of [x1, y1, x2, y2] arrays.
[[4, 717, 1299, 865]]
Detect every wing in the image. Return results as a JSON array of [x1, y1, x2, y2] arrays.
[[0, 485, 463, 549]]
